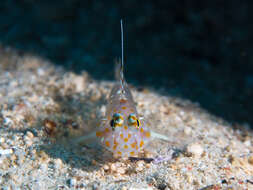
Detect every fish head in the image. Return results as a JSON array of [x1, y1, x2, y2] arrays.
[[96, 100, 151, 158]]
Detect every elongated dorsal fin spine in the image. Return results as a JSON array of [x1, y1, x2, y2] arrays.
[[114, 19, 125, 90], [114, 19, 126, 94], [120, 19, 124, 87]]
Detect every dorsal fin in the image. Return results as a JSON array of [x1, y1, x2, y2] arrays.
[[115, 19, 125, 91], [120, 19, 124, 85]]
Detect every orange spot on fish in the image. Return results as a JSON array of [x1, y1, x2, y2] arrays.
[[113, 145, 117, 150], [120, 99, 127, 103], [131, 142, 136, 149], [96, 131, 102, 137], [128, 134, 131, 138], [140, 128, 144, 133], [104, 128, 110, 133], [124, 145, 128, 149], [130, 151, 135, 156], [121, 106, 127, 110], [145, 131, 151, 138], [120, 133, 124, 139], [117, 151, 122, 155], [140, 140, 144, 147], [124, 126, 128, 130], [105, 141, 110, 147], [114, 139, 118, 145], [124, 138, 128, 142]]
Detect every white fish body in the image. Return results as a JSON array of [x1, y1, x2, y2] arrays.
[[75, 20, 169, 158]]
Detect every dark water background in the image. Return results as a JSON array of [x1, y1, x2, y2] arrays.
[[0, 0, 252, 126]]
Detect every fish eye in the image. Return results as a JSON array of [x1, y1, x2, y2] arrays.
[[110, 113, 124, 130], [128, 113, 140, 129], [136, 119, 140, 127], [110, 119, 115, 130]]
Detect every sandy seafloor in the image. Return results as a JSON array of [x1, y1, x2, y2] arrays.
[[0, 49, 252, 190]]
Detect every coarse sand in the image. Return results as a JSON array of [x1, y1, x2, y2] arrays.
[[0, 49, 252, 189]]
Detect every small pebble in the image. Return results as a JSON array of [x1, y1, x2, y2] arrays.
[[91, 159, 97, 165], [6, 139, 14, 146], [40, 163, 48, 172], [73, 76, 85, 92], [0, 158, 4, 165], [37, 150, 50, 163], [37, 68, 45, 76], [0, 142, 8, 149], [186, 143, 203, 157], [24, 139, 33, 146], [248, 156, 253, 165], [0, 148, 13, 155], [54, 158, 63, 169], [90, 90, 101, 102], [12, 135, 19, 141], [26, 131, 34, 139], [43, 119, 57, 136], [244, 140, 251, 147], [3, 117, 13, 126], [68, 178, 77, 187], [0, 137, 5, 144], [110, 163, 117, 172], [136, 160, 145, 172], [110, 162, 126, 174], [146, 163, 151, 168], [129, 187, 153, 190], [117, 167, 126, 174], [103, 164, 109, 171], [184, 127, 192, 135]]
